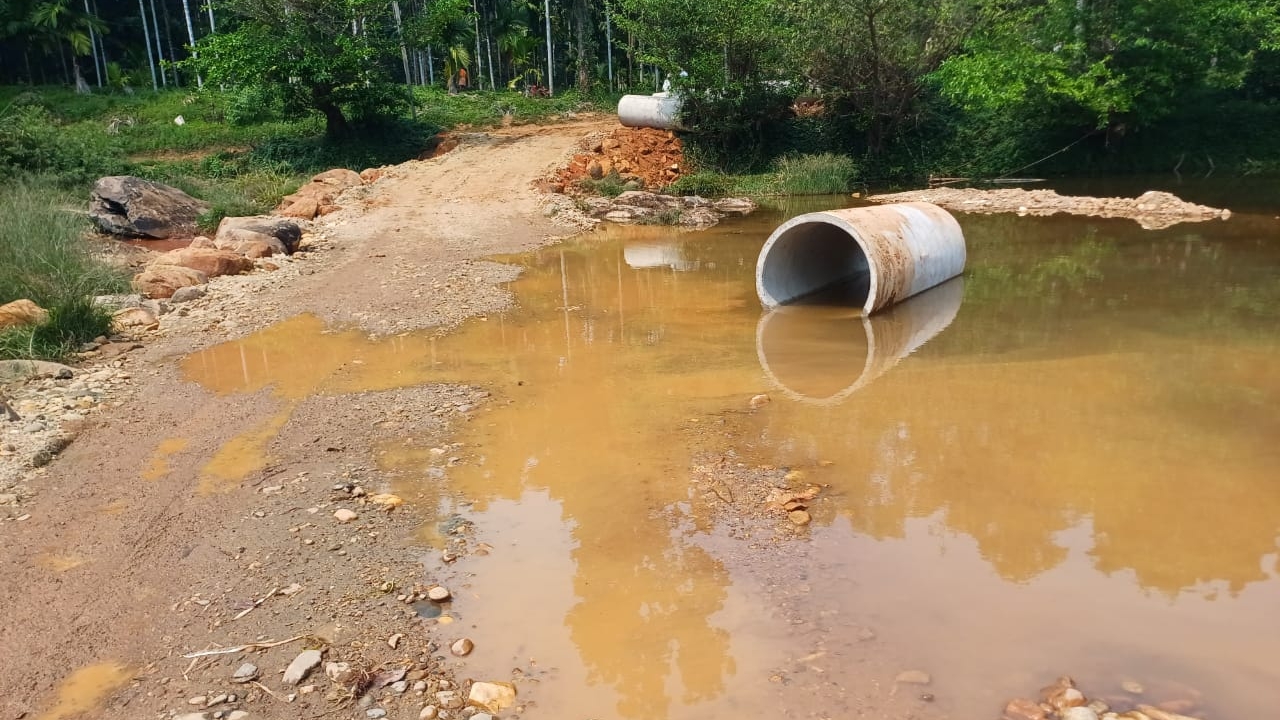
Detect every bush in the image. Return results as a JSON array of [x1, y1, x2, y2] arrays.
[[0, 181, 127, 360], [774, 153, 858, 195], [0, 101, 121, 184], [579, 171, 627, 198], [679, 85, 794, 172]]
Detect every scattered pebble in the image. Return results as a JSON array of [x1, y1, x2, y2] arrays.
[[749, 393, 770, 409], [419, 706, 438, 719], [231, 663, 258, 683], [450, 637, 474, 657], [282, 649, 323, 685], [427, 586, 451, 602], [333, 508, 358, 523]]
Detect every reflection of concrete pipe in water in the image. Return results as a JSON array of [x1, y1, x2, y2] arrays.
[[623, 242, 698, 271], [756, 203, 966, 314], [755, 278, 964, 405], [617, 93, 683, 130]]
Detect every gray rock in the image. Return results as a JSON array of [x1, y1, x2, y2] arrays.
[[366, 710, 387, 719], [0, 360, 76, 383], [23, 421, 46, 433], [170, 285, 207, 304], [231, 662, 258, 683], [282, 649, 323, 685], [215, 216, 303, 254], [89, 176, 210, 238]]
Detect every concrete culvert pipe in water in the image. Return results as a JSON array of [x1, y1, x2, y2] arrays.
[[755, 202, 966, 314]]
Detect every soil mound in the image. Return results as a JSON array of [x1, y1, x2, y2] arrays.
[[869, 187, 1230, 230], [549, 126, 684, 193]]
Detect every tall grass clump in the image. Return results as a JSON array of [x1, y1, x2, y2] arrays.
[[0, 182, 126, 359], [774, 153, 858, 195]]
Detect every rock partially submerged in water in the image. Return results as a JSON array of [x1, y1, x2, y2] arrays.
[[582, 190, 757, 228], [867, 187, 1229, 230]]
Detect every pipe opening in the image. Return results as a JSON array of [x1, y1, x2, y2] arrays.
[[758, 221, 871, 308]]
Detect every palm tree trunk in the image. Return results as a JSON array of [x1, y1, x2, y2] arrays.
[[149, 0, 166, 86], [162, 0, 181, 85], [84, 0, 103, 87], [206, 0, 215, 33], [543, 0, 553, 95], [472, 0, 483, 90], [139, 0, 158, 89], [181, 0, 203, 88]]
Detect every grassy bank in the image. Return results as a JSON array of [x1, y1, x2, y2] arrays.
[[0, 85, 607, 360], [666, 152, 859, 198], [0, 181, 127, 360]]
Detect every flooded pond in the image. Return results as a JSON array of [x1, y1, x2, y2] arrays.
[[191, 190, 1280, 719]]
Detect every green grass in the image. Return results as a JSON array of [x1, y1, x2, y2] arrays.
[[665, 154, 858, 198], [579, 171, 628, 198], [0, 181, 126, 360], [775, 153, 858, 195]]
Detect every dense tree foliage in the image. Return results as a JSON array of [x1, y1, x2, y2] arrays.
[[2, 0, 1278, 175]]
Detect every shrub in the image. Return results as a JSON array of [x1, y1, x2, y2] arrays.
[[579, 171, 627, 198], [0, 182, 127, 360], [774, 153, 858, 195], [0, 101, 121, 184]]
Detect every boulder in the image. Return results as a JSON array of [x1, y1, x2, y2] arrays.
[[278, 197, 320, 220], [89, 176, 210, 239], [0, 360, 75, 383], [215, 216, 302, 254], [151, 248, 253, 278], [310, 168, 363, 188], [0, 299, 48, 330], [132, 266, 208, 299]]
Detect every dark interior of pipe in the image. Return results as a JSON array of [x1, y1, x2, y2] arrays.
[[760, 222, 871, 307]]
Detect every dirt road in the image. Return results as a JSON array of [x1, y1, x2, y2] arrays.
[[0, 117, 611, 720]]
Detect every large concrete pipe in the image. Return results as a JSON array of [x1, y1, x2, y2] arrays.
[[755, 277, 964, 405], [618, 93, 682, 130], [755, 202, 965, 314]]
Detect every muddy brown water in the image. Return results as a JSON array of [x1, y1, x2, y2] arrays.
[[182, 195, 1280, 719]]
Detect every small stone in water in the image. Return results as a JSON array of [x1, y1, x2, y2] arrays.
[[427, 586, 451, 602], [749, 393, 770, 409], [1121, 680, 1144, 695], [450, 637, 474, 657], [1062, 708, 1098, 720], [788, 509, 811, 526]]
